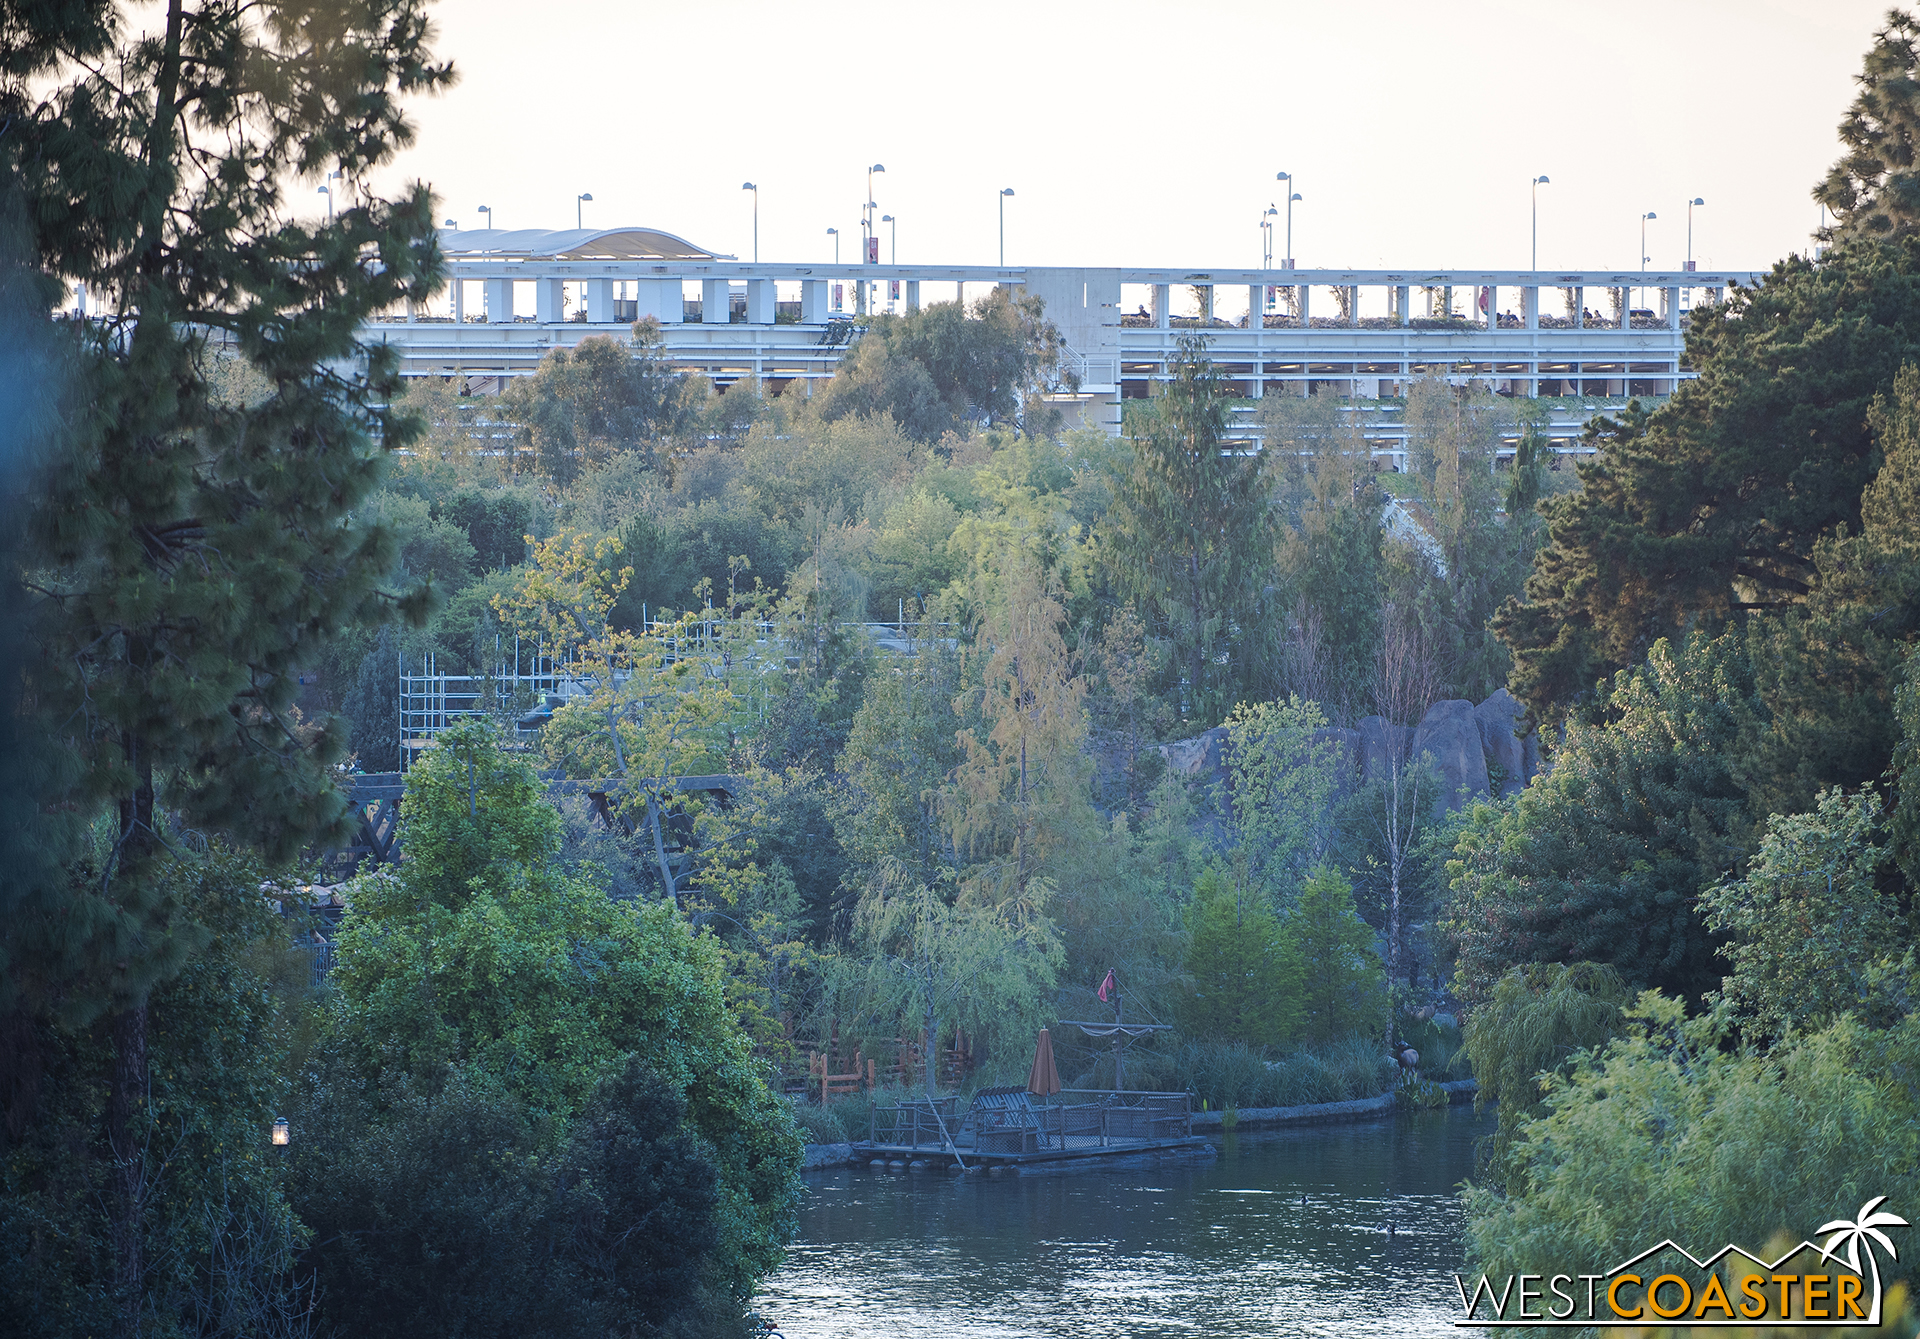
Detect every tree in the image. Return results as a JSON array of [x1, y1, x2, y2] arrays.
[[1443, 636, 1758, 1005], [1700, 786, 1907, 1041], [502, 327, 691, 484], [1496, 239, 1920, 725], [1, 7, 450, 1328], [1463, 996, 1920, 1308], [1179, 866, 1300, 1046], [1459, 961, 1632, 1190], [1279, 865, 1385, 1046], [1222, 696, 1345, 904], [1817, 8, 1920, 244], [813, 289, 1074, 440], [324, 721, 802, 1301], [834, 864, 1063, 1098], [1104, 335, 1277, 724]]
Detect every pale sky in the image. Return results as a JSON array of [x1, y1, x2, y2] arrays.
[[362, 0, 1894, 275]]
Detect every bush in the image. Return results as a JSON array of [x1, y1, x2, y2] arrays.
[[1130, 1036, 1395, 1110], [1398, 1014, 1469, 1078]]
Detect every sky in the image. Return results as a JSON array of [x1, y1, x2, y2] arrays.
[[360, 0, 1894, 275]]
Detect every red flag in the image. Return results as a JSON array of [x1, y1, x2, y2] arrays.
[[1097, 970, 1116, 1003]]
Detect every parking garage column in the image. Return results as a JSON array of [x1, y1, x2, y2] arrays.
[[1572, 285, 1583, 328], [799, 280, 828, 324], [746, 278, 776, 324], [483, 277, 511, 323], [535, 278, 563, 324], [636, 278, 683, 324], [1523, 286, 1539, 331], [452, 278, 464, 322], [1396, 284, 1410, 327], [587, 278, 614, 323], [1153, 283, 1171, 329], [701, 277, 731, 324], [1665, 285, 1681, 330]]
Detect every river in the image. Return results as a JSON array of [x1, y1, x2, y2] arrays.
[[757, 1104, 1495, 1338]]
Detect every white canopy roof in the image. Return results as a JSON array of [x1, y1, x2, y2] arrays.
[[437, 226, 731, 261]]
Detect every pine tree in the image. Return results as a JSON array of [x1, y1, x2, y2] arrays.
[[1817, 8, 1920, 243], [1105, 335, 1277, 724], [1, 7, 451, 1330]]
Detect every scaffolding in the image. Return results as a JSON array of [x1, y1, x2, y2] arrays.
[[399, 638, 577, 771]]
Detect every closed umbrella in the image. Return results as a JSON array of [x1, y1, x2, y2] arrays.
[[1027, 1027, 1061, 1099]]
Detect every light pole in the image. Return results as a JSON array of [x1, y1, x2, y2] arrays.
[[865, 163, 885, 261], [827, 227, 838, 264], [1531, 175, 1550, 270], [1641, 211, 1656, 271], [576, 192, 592, 229], [1261, 205, 1277, 271], [1686, 197, 1704, 271], [1276, 172, 1301, 266], [881, 213, 896, 263], [317, 184, 332, 221], [999, 188, 1014, 267], [742, 183, 758, 262], [477, 204, 493, 230]]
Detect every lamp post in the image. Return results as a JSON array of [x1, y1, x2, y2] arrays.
[[1531, 175, 1550, 270], [999, 188, 1014, 267], [271, 1117, 289, 1147], [576, 192, 592, 229], [1276, 172, 1301, 267], [1686, 197, 1704, 271], [827, 227, 838, 264], [1641, 211, 1656, 271], [742, 183, 758, 262], [881, 213, 896, 264], [317, 184, 331, 221], [865, 163, 885, 262], [477, 204, 493, 230], [443, 217, 456, 228]]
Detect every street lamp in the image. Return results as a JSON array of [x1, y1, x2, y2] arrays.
[[271, 1117, 289, 1147], [1686, 197, 1705, 271], [1531, 175, 1550, 270], [477, 204, 493, 230], [317, 184, 331, 221], [1261, 205, 1277, 271], [881, 213, 896, 264], [742, 183, 758, 263], [443, 217, 456, 228], [576, 192, 593, 229], [1641, 211, 1657, 271], [1276, 172, 1301, 267], [999, 188, 1014, 267], [865, 163, 885, 262], [827, 227, 839, 264]]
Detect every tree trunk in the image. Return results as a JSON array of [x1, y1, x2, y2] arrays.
[[109, 1003, 148, 1339]]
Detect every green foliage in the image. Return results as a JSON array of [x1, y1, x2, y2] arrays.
[[0, 848, 309, 1339], [1463, 996, 1920, 1302], [1460, 961, 1633, 1187], [1283, 865, 1387, 1045], [1223, 696, 1344, 899], [502, 328, 692, 484], [1103, 336, 1278, 724], [1497, 234, 1920, 723], [1126, 1035, 1394, 1110], [814, 290, 1073, 440], [1817, 9, 1920, 244], [1701, 786, 1908, 1040], [292, 1059, 727, 1339], [1444, 635, 1758, 1003], [325, 723, 803, 1298], [1179, 866, 1300, 1046]]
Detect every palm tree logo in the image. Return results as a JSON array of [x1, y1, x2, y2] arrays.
[[1817, 1195, 1908, 1320]]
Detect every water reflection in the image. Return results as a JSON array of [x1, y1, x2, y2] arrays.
[[758, 1106, 1492, 1338]]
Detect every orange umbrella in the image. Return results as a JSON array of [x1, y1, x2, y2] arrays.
[[1027, 1027, 1061, 1098]]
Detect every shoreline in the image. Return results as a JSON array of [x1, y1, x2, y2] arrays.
[[798, 1079, 1480, 1168]]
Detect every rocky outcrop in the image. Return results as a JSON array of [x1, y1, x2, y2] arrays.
[[1474, 689, 1529, 796], [1156, 689, 1540, 819], [1410, 699, 1488, 813]]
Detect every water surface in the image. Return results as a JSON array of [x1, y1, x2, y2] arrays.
[[759, 1105, 1493, 1337]]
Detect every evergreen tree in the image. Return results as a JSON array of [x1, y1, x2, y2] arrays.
[[1104, 336, 1277, 724], [1, 7, 449, 1328], [1279, 865, 1386, 1046], [1817, 7, 1920, 244], [1179, 865, 1300, 1046], [1496, 239, 1920, 725]]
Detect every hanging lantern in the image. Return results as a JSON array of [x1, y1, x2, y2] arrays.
[[271, 1117, 290, 1146]]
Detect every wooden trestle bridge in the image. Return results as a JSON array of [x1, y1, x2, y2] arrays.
[[861, 1086, 1212, 1170]]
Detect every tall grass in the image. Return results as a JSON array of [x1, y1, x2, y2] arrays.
[[1130, 1037, 1397, 1110]]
